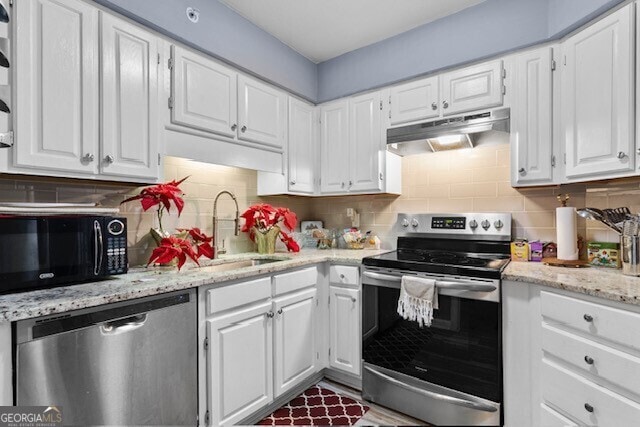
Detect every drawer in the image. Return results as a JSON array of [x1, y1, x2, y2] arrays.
[[273, 266, 318, 295], [542, 323, 640, 397], [207, 277, 271, 314], [329, 265, 359, 286], [541, 359, 640, 426], [541, 291, 640, 354], [540, 404, 578, 427]]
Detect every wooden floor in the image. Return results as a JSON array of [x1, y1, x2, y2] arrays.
[[318, 380, 429, 426]]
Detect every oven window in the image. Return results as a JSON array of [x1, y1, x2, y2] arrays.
[[362, 284, 501, 403]]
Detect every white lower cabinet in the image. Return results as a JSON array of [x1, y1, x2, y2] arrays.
[[206, 302, 274, 426], [328, 285, 361, 376]]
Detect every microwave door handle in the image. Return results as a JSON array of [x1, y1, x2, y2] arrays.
[[435, 281, 496, 292], [364, 365, 498, 413], [94, 220, 103, 276]]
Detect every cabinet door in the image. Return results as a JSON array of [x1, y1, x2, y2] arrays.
[[237, 75, 286, 149], [349, 92, 383, 192], [511, 48, 554, 186], [288, 98, 316, 194], [440, 60, 504, 116], [329, 286, 360, 376], [206, 302, 273, 426], [320, 100, 350, 193], [101, 14, 159, 179], [561, 4, 634, 179], [15, 0, 99, 174], [273, 288, 317, 398], [171, 45, 237, 138], [389, 76, 439, 126]]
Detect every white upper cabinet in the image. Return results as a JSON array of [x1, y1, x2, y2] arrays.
[[15, 0, 100, 174], [440, 60, 504, 116], [320, 100, 350, 193], [349, 91, 383, 192], [237, 75, 287, 149], [170, 45, 237, 138], [101, 14, 159, 179], [388, 76, 439, 126], [288, 97, 316, 194], [511, 47, 555, 186], [561, 4, 635, 180]]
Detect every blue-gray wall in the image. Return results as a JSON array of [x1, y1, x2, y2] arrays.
[[95, 0, 625, 104], [316, 0, 625, 102], [94, 0, 318, 101]]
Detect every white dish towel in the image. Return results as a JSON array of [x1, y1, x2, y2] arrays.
[[397, 276, 439, 327]]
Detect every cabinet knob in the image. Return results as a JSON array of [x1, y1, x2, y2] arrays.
[[241, 125, 247, 133], [583, 314, 593, 322], [442, 101, 449, 109], [350, 297, 356, 303], [290, 180, 296, 185], [584, 355, 594, 365], [82, 153, 95, 163], [618, 151, 627, 159], [266, 311, 274, 318], [518, 168, 526, 174], [584, 403, 594, 413], [231, 124, 237, 131], [431, 102, 438, 111], [277, 308, 283, 315], [348, 180, 353, 187], [340, 274, 345, 280], [104, 155, 114, 164], [341, 182, 345, 188]]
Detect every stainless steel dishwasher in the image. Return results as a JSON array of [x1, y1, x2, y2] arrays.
[[15, 289, 198, 426]]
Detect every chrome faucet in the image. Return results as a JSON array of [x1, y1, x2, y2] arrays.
[[212, 190, 240, 258]]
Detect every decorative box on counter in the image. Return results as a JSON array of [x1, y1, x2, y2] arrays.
[[587, 242, 621, 268], [510, 239, 529, 262], [529, 241, 544, 262]]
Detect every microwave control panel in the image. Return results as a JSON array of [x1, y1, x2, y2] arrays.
[[106, 219, 127, 274]]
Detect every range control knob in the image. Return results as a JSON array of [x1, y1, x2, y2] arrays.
[[494, 220, 504, 230], [481, 220, 491, 230], [411, 218, 419, 229], [401, 219, 410, 228], [469, 220, 478, 230]]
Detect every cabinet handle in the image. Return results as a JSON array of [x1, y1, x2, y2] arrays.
[[583, 314, 593, 322], [584, 355, 594, 365], [431, 102, 438, 111], [231, 124, 237, 131], [442, 101, 449, 109], [584, 403, 594, 413], [83, 153, 95, 163], [518, 168, 526, 174], [618, 151, 627, 159], [277, 308, 283, 315], [348, 180, 353, 187], [341, 182, 345, 188], [241, 125, 247, 133], [340, 274, 346, 280], [104, 155, 114, 164], [350, 297, 356, 303], [266, 311, 274, 318], [290, 180, 296, 185]]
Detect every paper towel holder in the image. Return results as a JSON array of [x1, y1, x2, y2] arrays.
[[557, 194, 570, 207]]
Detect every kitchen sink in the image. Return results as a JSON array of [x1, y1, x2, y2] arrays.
[[198, 258, 287, 273]]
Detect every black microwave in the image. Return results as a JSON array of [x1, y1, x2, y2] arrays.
[[0, 215, 128, 294]]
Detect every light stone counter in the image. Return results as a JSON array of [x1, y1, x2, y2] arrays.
[[503, 262, 640, 306], [0, 249, 388, 323]]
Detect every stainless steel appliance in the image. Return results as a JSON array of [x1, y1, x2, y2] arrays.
[[362, 213, 512, 426], [0, 215, 127, 293], [16, 289, 198, 426]]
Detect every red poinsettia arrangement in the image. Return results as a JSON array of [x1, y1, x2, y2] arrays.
[[241, 204, 300, 252], [148, 227, 214, 270]]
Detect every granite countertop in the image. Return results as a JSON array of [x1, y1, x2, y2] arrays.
[[503, 262, 640, 306], [0, 249, 387, 323]]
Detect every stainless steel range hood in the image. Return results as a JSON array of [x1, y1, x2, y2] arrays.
[[387, 108, 510, 156]]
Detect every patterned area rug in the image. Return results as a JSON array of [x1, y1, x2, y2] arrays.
[[258, 385, 370, 426]]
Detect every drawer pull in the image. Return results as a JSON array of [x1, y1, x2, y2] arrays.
[[340, 274, 345, 280], [583, 314, 594, 322], [584, 355, 594, 365], [584, 403, 594, 413]]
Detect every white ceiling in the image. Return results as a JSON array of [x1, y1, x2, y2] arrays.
[[218, 0, 486, 63]]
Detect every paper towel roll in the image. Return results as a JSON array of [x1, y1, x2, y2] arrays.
[[556, 207, 578, 260]]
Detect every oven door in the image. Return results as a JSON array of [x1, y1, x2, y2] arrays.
[[0, 216, 99, 293], [362, 267, 502, 426]]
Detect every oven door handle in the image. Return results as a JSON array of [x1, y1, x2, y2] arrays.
[[364, 365, 498, 413], [363, 272, 496, 293]]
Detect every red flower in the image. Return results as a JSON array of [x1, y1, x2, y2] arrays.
[[176, 227, 215, 260], [122, 176, 188, 214], [148, 236, 200, 270], [240, 204, 300, 253], [279, 231, 300, 252]]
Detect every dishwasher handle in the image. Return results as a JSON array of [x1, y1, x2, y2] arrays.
[[101, 314, 147, 335]]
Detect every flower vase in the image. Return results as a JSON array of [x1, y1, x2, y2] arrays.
[[254, 226, 280, 254]]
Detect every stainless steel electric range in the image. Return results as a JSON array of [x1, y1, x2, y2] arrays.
[[361, 213, 512, 426]]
